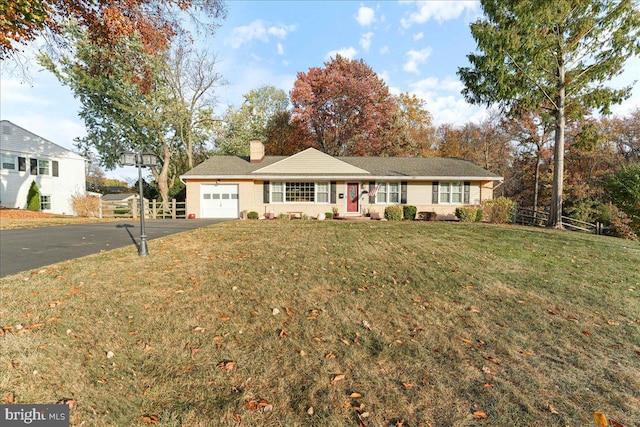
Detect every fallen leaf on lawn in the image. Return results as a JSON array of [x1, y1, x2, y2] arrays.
[[193, 326, 205, 332], [593, 412, 608, 427], [7, 392, 14, 403], [143, 343, 153, 352], [519, 350, 534, 356], [278, 329, 289, 339], [341, 339, 351, 346], [454, 335, 472, 345], [609, 419, 626, 427], [106, 351, 114, 359], [251, 310, 259, 316], [285, 307, 293, 317], [468, 307, 480, 313], [307, 406, 314, 415], [217, 360, 236, 371], [191, 348, 201, 356], [485, 356, 501, 365], [325, 352, 336, 359], [331, 374, 346, 384], [142, 414, 159, 423], [548, 405, 559, 414], [484, 383, 493, 388], [473, 411, 488, 419], [57, 398, 76, 409], [582, 330, 591, 336], [245, 400, 259, 411], [402, 382, 414, 389], [356, 412, 367, 427], [234, 413, 241, 424], [362, 320, 372, 330], [547, 309, 557, 315], [219, 316, 230, 322], [482, 366, 497, 375], [349, 392, 362, 398], [213, 335, 223, 341]]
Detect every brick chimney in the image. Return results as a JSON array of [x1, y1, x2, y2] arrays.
[[249, 140, 265, 163]]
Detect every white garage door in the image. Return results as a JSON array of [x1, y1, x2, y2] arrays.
[[200, 184, 239, 218]]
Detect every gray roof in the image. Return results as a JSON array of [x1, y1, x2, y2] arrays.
[[1, 120, 86, 160], [182, 152, 502, 180]]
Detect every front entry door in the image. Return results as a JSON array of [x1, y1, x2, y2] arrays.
[[347, 183, 359, 213]]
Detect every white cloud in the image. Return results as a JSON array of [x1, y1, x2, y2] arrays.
[[412, 75, 463, 92], [413, 32, 424, 41], [403, 47, 432, 74], [325, 46, 359, 60], [401, 1, 480, 28], [277, 43, 284, 55], [227, 20, 297, 48], [359, 32, 374, 52], [379, 45, 390, 55], [355, 6, 376, 26]]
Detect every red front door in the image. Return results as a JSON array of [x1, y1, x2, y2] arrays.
[[347, 183, 359, 213]]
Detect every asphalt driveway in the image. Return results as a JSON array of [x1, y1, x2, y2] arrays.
[[0, 219, 225, 278]]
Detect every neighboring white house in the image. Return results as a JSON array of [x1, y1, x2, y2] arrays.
[[0, 120, 87, 215]]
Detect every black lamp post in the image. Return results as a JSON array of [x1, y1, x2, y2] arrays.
[[119, 152, 159, 256]]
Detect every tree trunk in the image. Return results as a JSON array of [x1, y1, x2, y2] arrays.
[[549, 61, 565, 229]]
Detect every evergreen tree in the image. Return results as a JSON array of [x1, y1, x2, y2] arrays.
[[458, 0, 640, 228]]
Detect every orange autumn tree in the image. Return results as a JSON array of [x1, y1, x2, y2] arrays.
[[291, 55, 396, 156], [0, 0, 226, 60]]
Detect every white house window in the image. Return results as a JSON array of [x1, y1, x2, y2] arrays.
[[271, 182, 284, 203], [39, 160, 50, 175], [269, 181, 330, 204], [40, 195, 51, 210], [316, 182, 329, 203], [286, 182, 315, 202], [1, 155, 15, 169], [439, 181, 463, 204], [375, 182, 400, 204]]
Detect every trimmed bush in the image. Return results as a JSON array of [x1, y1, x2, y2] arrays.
[[482, 197, 516, 224], [247, 211, 260, 220], [278, 213, 289, 220], [384, 205, 403, 221], [325, 212, 334, 220], [26, 181, 41, 211], [403, 205, 417, 220], [455, 207, 482, 222]]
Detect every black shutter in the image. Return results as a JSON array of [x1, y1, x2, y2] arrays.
[[18, 157, 26, 172], [369, 181, 375, 203], [432, 182, 439, 204], [263, 181, 270, 203], [30, 159, 38, 175], [463, 181, 470, 204], [400, 181, 407, 204], [52, 161, 59, 177], [330, 181, 337, 204]]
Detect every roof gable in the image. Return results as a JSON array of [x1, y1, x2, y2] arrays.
[[252, 148, 370, 175], [1, 120, 85, 160]]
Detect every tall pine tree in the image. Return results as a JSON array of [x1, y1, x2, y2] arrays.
[[458, 0, 640, 228]]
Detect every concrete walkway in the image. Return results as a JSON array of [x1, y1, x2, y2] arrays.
[[0, 219, 225, 278]]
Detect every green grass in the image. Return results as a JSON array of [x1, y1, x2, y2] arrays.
[[1, 221, 639, 427]]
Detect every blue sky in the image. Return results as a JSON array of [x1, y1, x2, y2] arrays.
[[1, 1, 639, 181]]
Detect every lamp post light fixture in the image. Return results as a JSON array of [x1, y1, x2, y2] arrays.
[[119, 151, 159, 256]]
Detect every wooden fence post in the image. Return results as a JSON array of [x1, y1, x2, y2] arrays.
[[151, 199, 157, 219], [171, 199, 176, 219], [132, 198, 138, 219]]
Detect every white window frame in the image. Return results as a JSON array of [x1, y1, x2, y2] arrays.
[[439, 181, 464, 204], [2, 154, 15, 170], [270, 181, 330, 204], [39, 160, 50, 175], [40, 195, 52, 210], [375, 182, 401, 204]]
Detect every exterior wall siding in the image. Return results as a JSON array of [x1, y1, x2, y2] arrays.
[[0, 153, 85, 215], [187, 179, 496, 219]]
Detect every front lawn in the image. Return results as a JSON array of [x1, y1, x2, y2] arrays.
[[1, 221, 638, 426]]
